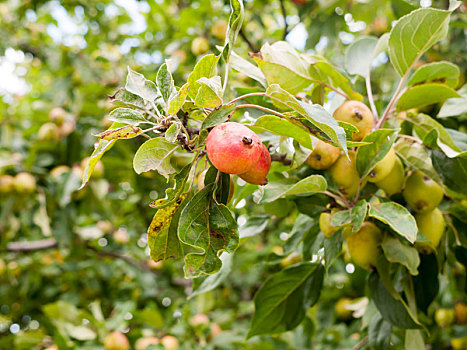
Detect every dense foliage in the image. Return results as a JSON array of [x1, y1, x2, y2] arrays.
[[1, 0, 466, 349]]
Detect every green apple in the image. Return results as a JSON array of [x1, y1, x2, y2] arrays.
[[375, 156, 405, 195], [191, 37, 209, 56], [38, 122, 60, 141], [0, 175, 14, 194], [415, 207, 445, 252], [335, 297, 353, 320], [403, 171, 443, 212], [319, 209, 340, 238], [367, 147, 396, 183], [333, 100, 374, 141], [305, 140, 341, 170], [329, 150, 361, 198], [435, 308, 455, 328], [345, 222, 382, 270], [13, 172, 36, 194], [211, 20, 228, 41]]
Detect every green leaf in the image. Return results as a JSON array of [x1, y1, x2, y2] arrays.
[[201, 104, 235, 129], [109, 88, 147, 109], [324, 230, 343, 271], [147, 194, 187, 262], [394, 139, 443, 185], [190, 252, 233, 299], [108, 107, 147, 126], [438, 84, 467, 118], [368, 313, 392, 349], [356, 129, 398, 178], [79, 139, 116, 189], [239, 215, 269, 239], [133, 138, 179, 177], [407, 61, 460, 88], [194, 76, 223, 108], [397, 83, 460, 111], [126, 66, 159, 101], [266, 85, 348, 155], [388, 6, 457, 76], [413, 254, 439, 312], [187, 54, 221, 99], [168, 82, 191, 115], [229, 50, 267, 87], [222, 0, 244, 62], [351, 200, 368, 232], [156, 62, 176, 104], [178, 184, 238, 278], [381, 236, 420, 275], [344, 36, 378, 77], [431, 149, 467, 197], [331, 210, 351, 227], [261, 175, 327, 203], [409, 113, 464, 158], [368, 272, 421, 329], [252, 115, 316, 150], [391, 0, 419, 18], [247, 263, 324, 338], [405, 330, 425, 350], [314, 61, 362, 100], [165, 122, 180, 143], [368, 202, 418, 243]]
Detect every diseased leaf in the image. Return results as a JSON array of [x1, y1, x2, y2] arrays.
[[109, 88, 147, 109], [247, 263, 324, 338], [369, 202, 418, 243], [165, 122, 180, 143], [381, 236, 420, 275], [108, 107, 147, 126], [178, 184, 238, 278], [94, 124, 141, 140], [397, 83, 460, 111], [261, 175, 327, 203], [147, 194, 187, 262], [133, 138, 179, 177], [356, 129, 399, 178], [388, 6, 458, 76], [156, 62, 176, 104], [126, 66, 159, 101]]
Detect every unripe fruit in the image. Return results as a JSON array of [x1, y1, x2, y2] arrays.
[[367, 148, 396, 183], [319, 210, 340, 238], [197, 170, 235, 202], [403, 171, 443, 213], [345, 222, 382, 270], [50, 165, 70, 178], [58, 120, 76, 137], [238, 143, 271, 185], [0, 259, 5, 275], [455, 302, 467, 324], [333, 101, 374, 141], [191, 37, 210, 56], [415, 208, 445, 253], [206, 122, 262, 174], [280, 252, 301, 268], [97, 220, 113, 234], [0, 175, 14, 194], [161, 335, 179, 350], [329, 151, 360, 198], [305, 140, 341, 170], [38, 122, 60, 141], [335, 298, 353, 320], [211, 20, 228, 41], [13, 172, 36, 194], [435, 308, 455, 328], [451, 337, 467, 350], [375, 156, 405, 195], [81, 157, 105, 179], [135, 336, 159, 350], [49, 107, 66, 124], [103, 331, 129, 350], [147, 259, 163, 270], [209, 323, 222, 340], [191, 313, 209, 327]]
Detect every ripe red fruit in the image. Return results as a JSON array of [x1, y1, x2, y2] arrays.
[[239, 144, 271, 185], [206, 122, 262, 174]]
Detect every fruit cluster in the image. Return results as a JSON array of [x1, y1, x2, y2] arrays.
[[311, 100, 445, 269]]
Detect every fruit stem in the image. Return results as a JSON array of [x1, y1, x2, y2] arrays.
[[234, 104, 289, 119], [365, 72, 379, 122]]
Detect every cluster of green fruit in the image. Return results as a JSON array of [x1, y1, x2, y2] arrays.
[[435, 303, 467, 349], [191, 20, 228, 56], [37, 107, 75, 142], [306, 100, 445, 270], [0, 172, 36, 195]]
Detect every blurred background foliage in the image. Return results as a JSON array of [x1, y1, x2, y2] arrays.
[[0, 0, 465, 349]]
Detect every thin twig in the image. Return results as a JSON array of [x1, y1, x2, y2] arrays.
[[234, 104, 288, 118], [352, 336, 368, 350], [366, 72, 378, 121], [325, 84, 350, 100], [239, 28, 257, 52], [6, 238, 57, 252], [279, 0, 289, 40], [270, 153, 292, 165], [397, 134, 422, 144]]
